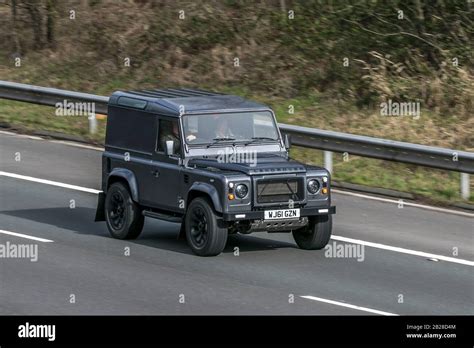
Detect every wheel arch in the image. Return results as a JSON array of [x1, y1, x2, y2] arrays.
[[186, 182, 223, 213], [106, 168, 139, 202]]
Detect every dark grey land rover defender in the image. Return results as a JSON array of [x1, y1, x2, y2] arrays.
[[95, 88, 336, 256]]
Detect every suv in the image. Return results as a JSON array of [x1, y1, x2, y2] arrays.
[[95, 88, 336, 256]]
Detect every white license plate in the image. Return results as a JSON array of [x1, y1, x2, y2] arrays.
[[264, 209, 300, 220]]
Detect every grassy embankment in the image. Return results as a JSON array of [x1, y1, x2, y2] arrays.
[[0, 1, 472, 203]]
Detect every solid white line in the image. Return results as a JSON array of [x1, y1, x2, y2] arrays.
[[300, 295, 398, 316], [0, 130, 18, 136], [0, 131, 44, 140], [0, 229, 53, 243], [0, 171, 102, 194], [332, 235, 474, 266], [49, 140, 104, 151], [0, 130, 103, 151], [332, 189, 474, 218]]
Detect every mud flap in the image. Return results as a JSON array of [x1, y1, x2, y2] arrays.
[[94, 192, 106, 221], [177, 221, 186, 240]]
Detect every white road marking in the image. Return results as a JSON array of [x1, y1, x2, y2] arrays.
[[332, 189, 474, 218], [0, 171, 102, 194], [0, 229, 53, 243], [332, 235, 474, 266], [0, 131, 44, 140], [1, 171, 472, 266], [300, 295, 398, 316], [0, 130, 21, 136], [0, 130, 103, 151], [49, 140, 104, 151]]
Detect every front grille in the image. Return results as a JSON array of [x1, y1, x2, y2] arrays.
[[256, 178, 304, 204]]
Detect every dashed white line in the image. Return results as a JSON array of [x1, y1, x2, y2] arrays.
[[0, 171, 102, 194], [300, 295, 398, 316], [0, 229, 53, 243], [331, 235, 474, 266]]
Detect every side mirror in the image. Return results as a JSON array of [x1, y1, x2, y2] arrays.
[[165, 140, 174, 156], [284, 134, 291, 150]]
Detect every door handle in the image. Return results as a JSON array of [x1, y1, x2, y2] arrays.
[[151, 170, 160, 178]]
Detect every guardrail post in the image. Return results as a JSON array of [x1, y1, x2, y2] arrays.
[[460, 173, 470, 200], [88, 114, 97, 134], [324, 151, 333, 174]]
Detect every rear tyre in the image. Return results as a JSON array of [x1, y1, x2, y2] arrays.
[[105, 182, 144, 240], [292, 215, 332, 250], [185, 197, 227, 256]]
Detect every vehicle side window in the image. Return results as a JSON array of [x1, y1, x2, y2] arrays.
[[156, 118, 181, 155], [117, 97, 147, 109], [106, 106, 155, 153]]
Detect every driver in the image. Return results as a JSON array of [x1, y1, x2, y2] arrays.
[[160, 120, 181, 154], [184, 115, 235, 143], [215, 116, 234, 138]]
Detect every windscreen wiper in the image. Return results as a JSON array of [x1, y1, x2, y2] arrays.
[[244, 136, 278, 145], [206, 137, 237, 148]]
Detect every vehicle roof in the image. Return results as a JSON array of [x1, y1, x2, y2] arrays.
[[109, 88, 270, 117]]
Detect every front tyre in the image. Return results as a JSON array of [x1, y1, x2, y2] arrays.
[[292, 215, 332, 250], [105, 182, 144, 240], [185, 197, 227, 256]]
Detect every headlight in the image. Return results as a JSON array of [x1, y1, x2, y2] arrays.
[[307, 179, 321, 194], [235, 184, 248, 198]]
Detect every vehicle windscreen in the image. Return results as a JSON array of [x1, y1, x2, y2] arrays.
[[182, 111, 279, 145]]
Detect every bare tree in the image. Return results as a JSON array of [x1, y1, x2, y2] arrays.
[[24, 0, 44, 49], [11, 0, 22, 54], [46, 0, 57, 47]]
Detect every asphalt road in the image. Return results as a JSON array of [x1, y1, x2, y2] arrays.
[[0, 131, 473, 315]]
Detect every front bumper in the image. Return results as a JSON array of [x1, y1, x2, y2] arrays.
[[222, 205, 336, 222]]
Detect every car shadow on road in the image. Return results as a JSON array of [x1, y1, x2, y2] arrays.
[[1, 207, 108, 237], [1, 207, 296, 255], [138, 219, 296, 254]]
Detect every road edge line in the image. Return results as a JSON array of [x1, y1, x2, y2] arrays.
[[0, 171, 101, 194], [332, 189, 474, 218], [0, 229, 54, 243], [332, 235, 474, 266]]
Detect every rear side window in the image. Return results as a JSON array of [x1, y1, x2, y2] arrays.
[[105, 106, 155, 153], [117, 97, 147, 109]]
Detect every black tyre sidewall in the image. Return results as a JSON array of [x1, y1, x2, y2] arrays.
[[292, 215, 332, 250], [105, 182, 144, 240], [185, 197, 227, 256]]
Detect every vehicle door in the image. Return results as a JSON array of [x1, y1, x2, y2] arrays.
[[150, 117, 184, 212]]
